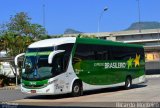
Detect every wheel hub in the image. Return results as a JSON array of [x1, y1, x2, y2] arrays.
[[74, 85, 79, 93]]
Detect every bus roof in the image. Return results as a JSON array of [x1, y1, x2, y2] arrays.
[[29, 37, 76, 48], [76, 37, 143, 48], [28, 37, 143, 49]]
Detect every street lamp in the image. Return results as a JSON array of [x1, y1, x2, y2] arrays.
[[137, 0, 141, 33], [97, 7, 108, 37], [43, 4, 46, 28], [158, 29, 160, 44]]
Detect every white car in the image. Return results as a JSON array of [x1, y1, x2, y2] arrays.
[[0, 62, 15, 78]]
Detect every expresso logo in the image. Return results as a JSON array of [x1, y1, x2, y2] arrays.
[[29, 82, 37, 85]]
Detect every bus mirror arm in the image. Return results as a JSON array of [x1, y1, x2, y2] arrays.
[[14, 53, 25, 66], [48, 50, 65, 64]]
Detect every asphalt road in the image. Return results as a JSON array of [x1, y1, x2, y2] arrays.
[[0, 77, 160, 108]]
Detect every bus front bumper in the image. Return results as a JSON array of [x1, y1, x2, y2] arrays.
[[21, 84, 55, 95]]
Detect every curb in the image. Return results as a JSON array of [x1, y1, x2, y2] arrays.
[[146, 75, 160, 78], [0, 86, 20, 90]]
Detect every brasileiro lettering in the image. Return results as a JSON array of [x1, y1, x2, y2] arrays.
[[105, 62, 126, 69]]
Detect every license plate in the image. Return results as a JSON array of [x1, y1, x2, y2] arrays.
[[31, 90, 36, 93]]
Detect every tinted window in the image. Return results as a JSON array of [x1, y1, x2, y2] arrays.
[[73, 43, 144, 61], [74, 44, 109, 61], [27, 47, 54, 52], [57, 43, 74, 54], [110, 46, 144, 60], [55, 43, 74, 72]]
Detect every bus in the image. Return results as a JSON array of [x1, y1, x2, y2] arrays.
[[15, 37, 146, 96]]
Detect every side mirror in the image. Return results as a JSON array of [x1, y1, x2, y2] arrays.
[[48, 50, 65, 64], [14, 53, 25, 66]]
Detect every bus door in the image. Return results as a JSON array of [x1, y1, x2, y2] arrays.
[[52, 53, 70, 94]]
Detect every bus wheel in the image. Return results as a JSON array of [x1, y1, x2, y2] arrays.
[[124, 77, 132, 90], [72, 81, 83, 97]]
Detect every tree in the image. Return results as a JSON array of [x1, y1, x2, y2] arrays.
[[0, 32, 34, 57], [0, 12, 46, 56], [77, 34, 97, 38], [38, 35, 52, 40], [7, 12, 31, 36], [6, 12, 46, 38], [0, 12, 46, 85], [30, 24, 46, 38], [0, 38, 3, 52], [0, 23, 7, 35]]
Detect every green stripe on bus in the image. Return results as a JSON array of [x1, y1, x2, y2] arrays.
[[25, 52, 37, 56], [25, 51, 52, 56], [22, 79, 48, 86], [38, 51, 51, 55]]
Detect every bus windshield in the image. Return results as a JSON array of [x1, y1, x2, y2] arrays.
[[22, 44, 74, 81], [22, 47, 54, 81], [22, 55, 53, 80]]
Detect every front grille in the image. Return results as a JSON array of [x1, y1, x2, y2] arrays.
[[23, 84, 47, 89]]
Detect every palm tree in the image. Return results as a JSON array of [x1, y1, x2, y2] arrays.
[[0, 38, 3, 52], [1, 32, 34, 57]]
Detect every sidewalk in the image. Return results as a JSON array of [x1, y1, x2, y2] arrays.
[[145, 74, 160, 78]]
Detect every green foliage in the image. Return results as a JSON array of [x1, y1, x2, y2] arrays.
[[6, 12, 31, 36], [0, 12, 47, 56], [30, 24, 46, 38], [0, 32, 34, 56], [38, 35, 52, 40], [3, 12, 46, 38], [51, 35, 63, 38], [77, 34, 97, 38], [0, 23, 7, 35]]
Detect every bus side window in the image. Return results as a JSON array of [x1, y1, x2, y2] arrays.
[[104, 51, 109, 60], [51, 52, 71, 77], [94, 51, 108, 60], [63, 53, 70, 71], [51, 54, 63, 76]]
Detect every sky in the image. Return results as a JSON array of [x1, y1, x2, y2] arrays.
[[0, 0, 160, 35]]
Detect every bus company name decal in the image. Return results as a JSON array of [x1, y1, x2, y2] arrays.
[[94, 62, 126, 69], [94, 54, 141, 69], [105, 62, 126, 69]]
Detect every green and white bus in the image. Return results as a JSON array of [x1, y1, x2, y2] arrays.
[[15, 37, 146, 96]]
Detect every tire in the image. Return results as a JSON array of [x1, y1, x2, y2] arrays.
[[124, 77, 132, 90], [72, 81, 83, 97], [0, 78, 4, 87]]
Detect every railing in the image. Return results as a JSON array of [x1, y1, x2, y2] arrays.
[[0, 57, 23, 62]]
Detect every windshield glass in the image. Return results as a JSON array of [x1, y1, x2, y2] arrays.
[[22, 47, 54, 81], [22, 55, 52, 80]]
